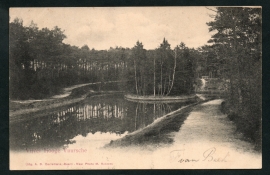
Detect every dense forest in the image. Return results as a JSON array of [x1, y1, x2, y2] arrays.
[[10, 18, 129, 99], [9, 7, 261, 145], [9, 18, 201, 100]]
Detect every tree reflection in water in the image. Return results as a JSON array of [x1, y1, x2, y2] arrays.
[[10, 94, 191, 151]]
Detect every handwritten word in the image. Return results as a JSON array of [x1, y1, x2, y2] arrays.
[[170, 147, 229, 163], [202, 147, 229, 162]]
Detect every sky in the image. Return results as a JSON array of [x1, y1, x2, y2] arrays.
[[10, 7, 217, 50]]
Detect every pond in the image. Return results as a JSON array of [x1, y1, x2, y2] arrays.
[[10, 93, 193, 151]]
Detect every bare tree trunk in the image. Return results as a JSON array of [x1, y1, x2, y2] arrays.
[[167, 49, 177, 96], [154, 57, 156, 97], [133, 59, 139, 95], [160, 61, 163, 96]]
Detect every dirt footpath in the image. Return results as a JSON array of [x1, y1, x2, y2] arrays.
[[104, 99, 261, 169], [165, 99, 261, 168]]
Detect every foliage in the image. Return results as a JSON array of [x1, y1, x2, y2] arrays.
[[9, 18, 129, 99], [206, 7, 262, 145]]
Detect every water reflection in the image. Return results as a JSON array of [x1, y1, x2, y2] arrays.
[[10, 94, 192, 151]]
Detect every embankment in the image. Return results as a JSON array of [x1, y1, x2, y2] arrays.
[[9, 82, 121, 123], [124, 94, 198, 103], [105, 99, 211, 149]]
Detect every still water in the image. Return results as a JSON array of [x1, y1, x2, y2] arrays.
[[10, 93, 192, 151]]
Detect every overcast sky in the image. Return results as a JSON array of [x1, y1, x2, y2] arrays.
[[10, 7, 216, 50]]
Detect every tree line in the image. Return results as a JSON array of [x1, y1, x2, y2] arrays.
[[122, 39, 198, 96], [10, 18, 129, 99], [9, 18, 198, 100]]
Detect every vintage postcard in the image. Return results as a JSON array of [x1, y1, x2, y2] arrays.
[[9, 7, 262, 170]]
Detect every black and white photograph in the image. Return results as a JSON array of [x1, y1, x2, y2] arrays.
[[9, 7, 262, 169]]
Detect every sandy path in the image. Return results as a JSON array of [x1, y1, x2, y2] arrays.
[[159, 99, 261, 168]]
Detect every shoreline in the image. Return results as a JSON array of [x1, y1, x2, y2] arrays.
[[10, 91, 124, 124], [104, 99, 211, 149], [9, 91, 122, 123], [9, 80, 122, 123], [125, 94, 197, 101], [124, 94, 199, 104]]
